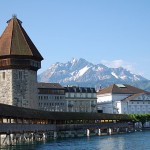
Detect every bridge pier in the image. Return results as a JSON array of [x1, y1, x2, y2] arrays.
[[0, 122, 133, 146], [54, 131, 57, 139], [108, 128, 112, 135], [42, 133, 46, 140], [98, 129, 101, 136], [1, 133, 14, 146], [86, 129, 90, 136], [94, 129, 101, 136], [117, 127, 120, 133]]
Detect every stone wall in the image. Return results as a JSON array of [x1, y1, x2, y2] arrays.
[[0, 70, 12, 105], [0, 69, 38, 109]]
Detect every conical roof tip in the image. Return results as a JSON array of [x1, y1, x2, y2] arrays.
[[6, 15, 22, 24], [0, 16, 43, 61]]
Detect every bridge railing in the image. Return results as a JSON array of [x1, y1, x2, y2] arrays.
[[56, 122, 130, 131], [0, 122, 132, 133], [0, 124, 56, 133]]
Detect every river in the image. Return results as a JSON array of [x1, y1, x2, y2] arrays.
[[1, 130, 150, 150]]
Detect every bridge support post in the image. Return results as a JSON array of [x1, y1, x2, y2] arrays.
[[20, 132, 26, 142], [98, 129, 101, 136], [117, 128, 120, 133], [9, 133, 14, 145], [108, 128, 112, 135], [0, 134, 1, 145], [86, 129, 90, 136], [54, 131, 57, 139], [42, 132, 47, 140], [30, 133, 34, 141]]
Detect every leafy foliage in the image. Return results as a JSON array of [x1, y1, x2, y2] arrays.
[[129, 114, 150, 125]]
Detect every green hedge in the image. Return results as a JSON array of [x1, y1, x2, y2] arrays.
[[128, 114, 150, 125]]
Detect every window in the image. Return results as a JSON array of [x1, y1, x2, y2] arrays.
[[18, 71, 24, 80], [2, 72, 5, 80]]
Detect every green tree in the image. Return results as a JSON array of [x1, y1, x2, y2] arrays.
[[129, 114, 149, 127]]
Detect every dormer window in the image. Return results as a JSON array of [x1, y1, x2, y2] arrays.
[[116, 84, 126, 88]]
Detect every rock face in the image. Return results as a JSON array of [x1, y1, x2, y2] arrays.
[[38, 58, 148, 88]]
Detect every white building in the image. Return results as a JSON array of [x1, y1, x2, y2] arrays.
[[97, 84, 150, 114]]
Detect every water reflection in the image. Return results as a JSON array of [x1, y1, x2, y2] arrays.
[[91, 135, 125, 150]]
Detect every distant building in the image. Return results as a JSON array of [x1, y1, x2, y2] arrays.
[[65, 86, 97, 112], [97, 84, 150, 114], [0, 16, 43, 109], [38, 84, 97, 113], [38, 83, 66, 112]]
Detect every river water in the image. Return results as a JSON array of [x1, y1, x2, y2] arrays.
[[2, 130, 150, 150]]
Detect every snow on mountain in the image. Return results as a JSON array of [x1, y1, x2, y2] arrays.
[[38, 58, 148, 87], [111, 72, 119, 79]]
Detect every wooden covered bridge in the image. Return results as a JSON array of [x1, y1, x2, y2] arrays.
[[0, 103, 133, 146]]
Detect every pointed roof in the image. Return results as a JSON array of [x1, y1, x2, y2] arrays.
[[97, 84, 149, 95], [0, 15, 43, 61]]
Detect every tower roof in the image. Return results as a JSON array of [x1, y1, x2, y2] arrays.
[[0, 15, 43, 61]]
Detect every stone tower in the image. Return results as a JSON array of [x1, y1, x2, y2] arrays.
[[0, 16, 43, 109]]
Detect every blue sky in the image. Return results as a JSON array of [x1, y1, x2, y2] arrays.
[[0, 0, 150, 79]]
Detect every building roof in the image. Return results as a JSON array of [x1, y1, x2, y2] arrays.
[[97, 84, 149, 95], [123, 93, 143, 102], [38, 82, 64, 89], [0, 15, 43, 61], [0, 103, 131, 121], [65, 86, 96, 93], [123, 92, 150, 102]]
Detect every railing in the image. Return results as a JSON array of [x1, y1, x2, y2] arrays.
[[0, 124, 56, 133], [56, 123, 130, 131], [0, 122, 132, 133]]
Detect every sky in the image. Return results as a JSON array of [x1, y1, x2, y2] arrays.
[[0, 0, 150, 79]]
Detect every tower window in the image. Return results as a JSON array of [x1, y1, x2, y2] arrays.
[[18, 71, 24, 80], [2, 72, 5, 80]]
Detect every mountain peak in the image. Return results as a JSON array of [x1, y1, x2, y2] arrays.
[[70, 58, 78, 64], [38, 58, 148, 87]]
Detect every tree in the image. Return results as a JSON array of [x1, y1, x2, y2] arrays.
[[129, 114, 149, 127]]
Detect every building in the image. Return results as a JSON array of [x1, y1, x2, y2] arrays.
[[0, 16, 97, 113], [97, 84, 150, 114], [65, 86, 97, 112], [0, 16, 43, 109], [38, 84, 97, 113], [38, 83, 66, 111]]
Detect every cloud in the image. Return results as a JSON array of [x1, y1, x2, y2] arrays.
[[101, 59, 135, 73]]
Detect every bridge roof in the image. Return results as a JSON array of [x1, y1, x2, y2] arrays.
[[0, 103, 131, 121]]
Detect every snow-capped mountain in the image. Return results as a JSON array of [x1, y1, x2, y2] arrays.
[[38, 58, 148, 88]]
